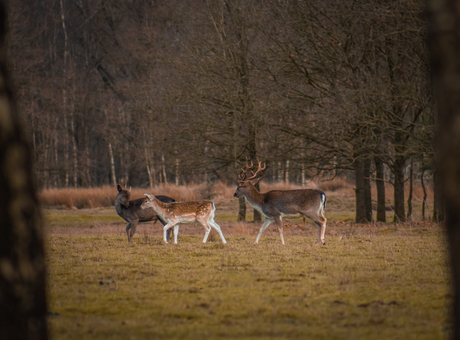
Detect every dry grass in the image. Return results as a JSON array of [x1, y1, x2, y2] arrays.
[[46, 229, 451, 340], [43, 179, 447, 340], [39, 179, 432, 210], [39, 184, 209, 209]]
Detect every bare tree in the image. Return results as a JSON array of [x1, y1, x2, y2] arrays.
[[261, 0, 432, 222]]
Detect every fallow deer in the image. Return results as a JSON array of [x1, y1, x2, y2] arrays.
[[141, 193, 227, 244], [115, 185, 175, 242], [233, 159, 327, 245]]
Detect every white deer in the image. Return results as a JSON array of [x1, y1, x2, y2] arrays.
[[233, 159, 327, 245], [141, 194, 227, 244]]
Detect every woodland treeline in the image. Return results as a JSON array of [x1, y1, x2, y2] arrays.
[[7, 0, 437, 223]]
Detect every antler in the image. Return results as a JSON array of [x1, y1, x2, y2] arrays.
[[239, 158, 266, 182]]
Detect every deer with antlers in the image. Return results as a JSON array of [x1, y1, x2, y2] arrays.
[[141, 193, 227, 244], [234, 159, 327, 245]]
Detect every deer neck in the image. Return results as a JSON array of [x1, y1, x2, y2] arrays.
[[150, 196, 170, 219], [114, 196, 127, 216], [243, 183, 264, 207]]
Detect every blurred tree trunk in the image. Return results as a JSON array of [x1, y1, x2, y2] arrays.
[[375, 158, 386, 222], [427, 0, 460, 338], [0, 2, 48, 338]]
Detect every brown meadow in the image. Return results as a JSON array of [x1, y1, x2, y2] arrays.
[[43, 180, 446, 340]]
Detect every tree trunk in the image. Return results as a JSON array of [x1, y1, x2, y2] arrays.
[[69, 80, 78, 188], [427, 2, 460, 337], [363, 158, 372, 222], [108, 142, 117, 185], [277, 161, 283, 181], [433, 168, 444, 222], [253, 180, 262, 222], [83, 127, 91, 187], [145, 146, 154, 189], [285, 160, 290, 184], [407, 158, 413, 221], [301, 162, 306, 186], [60, 0, 69, 188], [0, 3, 48, 336], [354, 158, 368, 223], [162, 153, 167, 184], [175, 158, 180, 185], [375, 158, 386, 222], [421, 168, 427, 221], [238, 196, 246, 222], [393, 158, 406, 222]]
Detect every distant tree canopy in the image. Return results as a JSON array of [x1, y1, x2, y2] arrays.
[[7, 0, 436, 222]]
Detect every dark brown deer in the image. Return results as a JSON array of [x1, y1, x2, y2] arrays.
[[115, 185, 175, 242], [233, 159, 327, 245]]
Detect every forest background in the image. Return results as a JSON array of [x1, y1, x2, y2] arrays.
[[6, 0, 437, 223]]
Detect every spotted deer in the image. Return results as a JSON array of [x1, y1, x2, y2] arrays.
[[141, 194, 227, 244], [233, 159, 327, 245], [115, 185, 175, 242]]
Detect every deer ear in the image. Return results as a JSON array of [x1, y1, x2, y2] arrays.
[[144, 193, 154, 201], [117, 184, 123, 192], [250, 178, 260, 186]]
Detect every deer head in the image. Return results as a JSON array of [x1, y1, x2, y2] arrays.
[[117, 184, 131, 208], [233, 158, 266, 198]]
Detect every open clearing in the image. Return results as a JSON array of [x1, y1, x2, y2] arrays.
[[44, 193, 451, 339]]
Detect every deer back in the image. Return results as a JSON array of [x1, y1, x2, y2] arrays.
[[261, 189, 325, 216], [159, 201, 214, 220], [115, 186, 175, 223]]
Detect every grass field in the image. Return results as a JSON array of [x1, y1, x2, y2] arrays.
[[43, 183, 452, 339]]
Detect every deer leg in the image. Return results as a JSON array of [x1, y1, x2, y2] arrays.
[[274, 216, 285, 245], [163, 221, 176, 243], [209, 219, 227, 244], [126, 223, 132, 242], [200, 221, 212, 243], [130, 221, 138, 241], [255, 218, 273, 244], [314, 217, 327, 246], [157, 217, 172, 241], [126, 221, 138, 243], [173, 225, 179, 244], [165, 228, 172, 242]]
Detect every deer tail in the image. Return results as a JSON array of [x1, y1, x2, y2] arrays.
[[319, 192, 327, 218]]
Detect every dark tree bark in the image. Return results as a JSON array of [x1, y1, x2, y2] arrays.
[[432, 168, 445, 222], [421, 167, 427, 221], [0, 2, 48, 339], [427, 0, 460, 338], [363, 158, 373, 222], [407, 158, 413, 221], [253, 181, 262, 223], [237, 196, 246, 222], [375, 158, 386, 222], [393, 156, 406, 222], [354, 158, 369, 223]]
